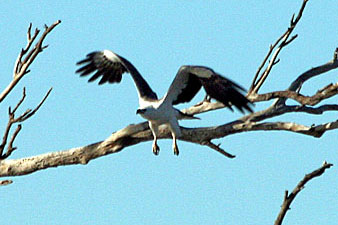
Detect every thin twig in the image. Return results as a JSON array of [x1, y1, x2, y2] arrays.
[[0, 118, 13, 157], [202, 141, 235, 158], [0, 180, 13, 186], [11, 87, 26, 114], [1, 125, 22, 159], [249, 35, 288, 93], [14, 25, 40, 75], [18, 87, 53, 121]]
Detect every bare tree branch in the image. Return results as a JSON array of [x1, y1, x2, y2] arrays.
[[249, 82, 338, 106], [231, 120, 338, 138], [1, 118, 337, 177], [274, 47, 338, 106], [15, 87, 53, 122], [240, 104, 338, 124], [0, 88, 52, 159], [0, 21, 57, 160], [0, 20, 61, 103], [0, 88, 27, 157], [201, 141, 235, 158], [5, 125, 22, 158], [249, 0, 309, 95], [274, 161, 333, 225], [183, 81, 337, 122]]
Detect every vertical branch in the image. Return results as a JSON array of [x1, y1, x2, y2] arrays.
[[248, 0, 308, 95]]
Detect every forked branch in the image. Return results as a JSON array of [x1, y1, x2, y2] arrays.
[[249, 82, 338, 106], [274, 47, 338, 106], [0, 88, 52, 160], [249, 0, 309, 95], [0, 20, 61, 103]]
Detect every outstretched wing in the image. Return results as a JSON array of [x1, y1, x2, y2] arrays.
[[163, 65, 253, 113], [76, 50, 158, 100]]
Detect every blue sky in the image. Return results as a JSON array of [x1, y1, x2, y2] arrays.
[[0, 1, 337, 224]]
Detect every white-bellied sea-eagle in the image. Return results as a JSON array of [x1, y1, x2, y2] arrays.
[[76, 50, 253, 156]]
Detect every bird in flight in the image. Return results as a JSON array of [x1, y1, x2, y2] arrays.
[[76, 50, 253, 156]]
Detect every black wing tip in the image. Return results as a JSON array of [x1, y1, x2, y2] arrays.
[[86, 51, 99, 57], [239, 103, 254, 114], [76, 59, 88, 66], [227, 91, 254, 114], [218, 75, 254, 114], [202, 74, 254, 114], [233, 97, 254, 114], [76, 51, 99, 65]]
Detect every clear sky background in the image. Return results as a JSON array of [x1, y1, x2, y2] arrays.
[[0, 1, 337, 224]]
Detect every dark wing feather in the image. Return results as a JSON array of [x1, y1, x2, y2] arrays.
[[200, 73, 253, 113], [76, 51, 127, 85], [166, 65, 253, 113], [88, 70, 102, 82], [172, 73, 202, 105], [76, 63, 97, 76]]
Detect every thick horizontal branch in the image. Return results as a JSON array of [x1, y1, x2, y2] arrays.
[[183, 80, 337, 120], [1, 117, 337, 177], [274, 161, 333, 225], [289, 104, 338, 114], [231, 120, 338, 138]]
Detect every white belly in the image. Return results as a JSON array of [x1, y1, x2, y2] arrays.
[[140, 104, 178, 125]]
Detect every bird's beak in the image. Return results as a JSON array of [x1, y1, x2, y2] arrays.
[[136, 109, 145, 114]]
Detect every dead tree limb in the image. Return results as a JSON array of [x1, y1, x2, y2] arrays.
[[274, 48, 338, 106], [0, 117, 337, 177], [0, 20, 60, 103], [274, 162, 333, 225], [249, 0, 309, 95], [250, 82, 338, 106], [0, 21, 58, 178], [0, 87, 52, 160]]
